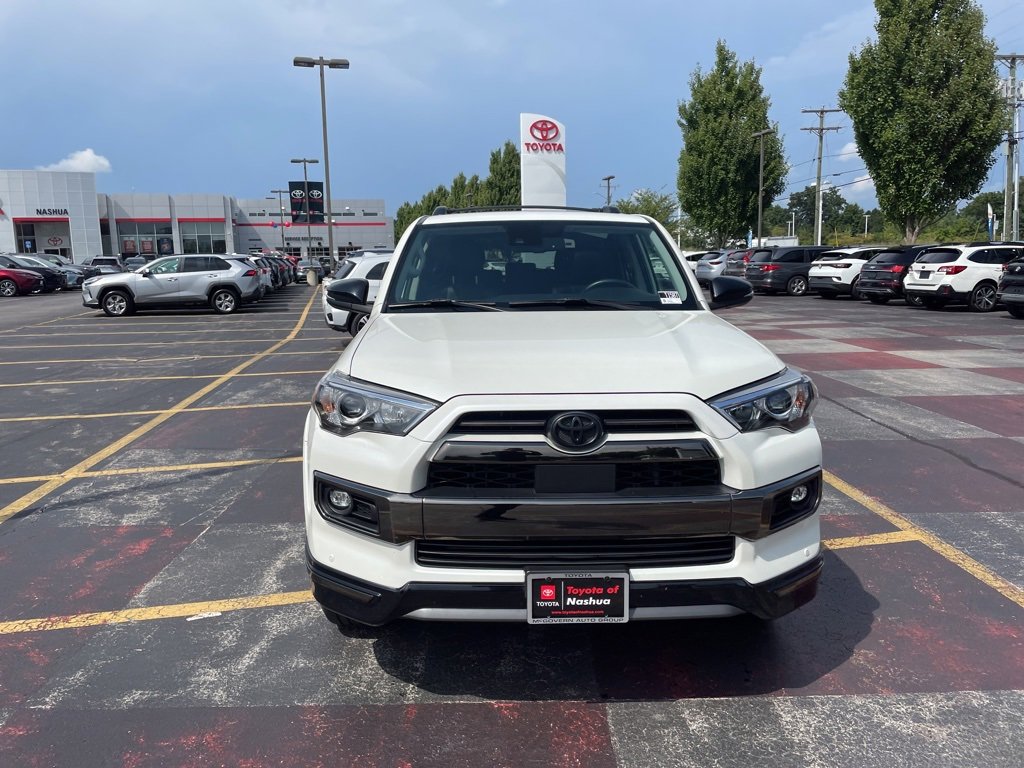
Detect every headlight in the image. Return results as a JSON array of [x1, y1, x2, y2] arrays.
[[313, 372, 437, 436], [709, 368, 817, 432]]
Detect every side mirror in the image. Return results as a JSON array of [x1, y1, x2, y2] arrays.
[[708, 276, 753, 310], [326, 277, 372, 313], [140, 269, 151, 277]]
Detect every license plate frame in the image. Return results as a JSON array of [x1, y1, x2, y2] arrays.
[[526, 571, 629, 625]]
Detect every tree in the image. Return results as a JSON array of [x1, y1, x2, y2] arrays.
[[959, 184, 1022, 233], [615, 188, 679, 233], [480, 141, 521, 207], [839, 0, 1006, 243], [677, 40, 787, 247]]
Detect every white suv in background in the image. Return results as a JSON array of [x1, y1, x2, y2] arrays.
[[306, 207, 823, 631], [808, 247, 885, 299], [904, 243, 1024, 312], [323, 252, 392, 334]]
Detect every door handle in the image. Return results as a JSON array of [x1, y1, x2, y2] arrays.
[[167, 278, 178, 282]]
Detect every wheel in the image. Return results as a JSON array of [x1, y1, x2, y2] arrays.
[[850, 277, 863, 300], [968, 283, 998, 313], [1008, 305, 1024, 319], [348, 312, 369, 335], [0, 279, 17, 297], [785, 276, 809, 296], [101, 290, 134, 317], [905, 293, 923, 307], [868, 296, 890, 305], [921, 297, 946, 311], [210, 288, 239, 314]]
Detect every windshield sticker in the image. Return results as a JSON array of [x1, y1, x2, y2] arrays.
[[658, 291, 682, 305]]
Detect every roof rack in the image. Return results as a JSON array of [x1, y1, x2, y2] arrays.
[[431, 204, 621, 216]]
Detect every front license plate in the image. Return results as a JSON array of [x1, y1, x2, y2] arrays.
[[526, 572, 629, 624]]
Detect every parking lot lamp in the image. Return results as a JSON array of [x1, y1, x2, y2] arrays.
[[270, 190, 289, 251], [294, 56, 349, 267], [290, 158, 319, 258]]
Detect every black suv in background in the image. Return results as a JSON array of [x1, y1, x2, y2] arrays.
[[998, 254, 1024, 318], [857, 245, 936, 306], [743, 246, 831, 296]]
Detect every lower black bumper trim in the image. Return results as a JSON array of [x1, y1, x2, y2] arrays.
[[307, 547, 823, 626]]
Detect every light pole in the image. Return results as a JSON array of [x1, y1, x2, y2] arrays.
[[270, 189, 288, 251], [601, 175, 615, 207], [863, 213, 870, 238], [751, 128, 775, 248], [294, 56, 349, 267], [290, 158, 319, 259]]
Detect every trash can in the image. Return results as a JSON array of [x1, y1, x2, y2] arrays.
[[306, 268, 319, 286]]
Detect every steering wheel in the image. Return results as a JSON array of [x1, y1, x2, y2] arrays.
[[583, 278, 636, 293]]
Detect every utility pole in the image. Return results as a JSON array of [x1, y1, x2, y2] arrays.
[[997, 54, 1021, 241], [801, 107, 842, 246], [602, 175, 615, 206], [752, 128, 774, 247]]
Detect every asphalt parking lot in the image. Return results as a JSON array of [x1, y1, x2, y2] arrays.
[[0, 287, 1021, 767]]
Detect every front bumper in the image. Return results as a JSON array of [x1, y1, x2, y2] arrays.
[[308, 546, 824, 625]]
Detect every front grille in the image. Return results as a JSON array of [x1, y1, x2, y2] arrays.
[[415, 535, 736, 569], [449, 409, 696, 436], [426, 459, 721, 491]]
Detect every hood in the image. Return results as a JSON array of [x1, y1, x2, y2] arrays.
[[343, 311, 782, 402]]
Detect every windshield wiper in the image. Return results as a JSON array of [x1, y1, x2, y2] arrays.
[[507, 297, 647, 310], [389, 299, 504, 312]]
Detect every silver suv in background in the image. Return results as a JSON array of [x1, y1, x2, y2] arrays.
[[82, 254, 262, 316]]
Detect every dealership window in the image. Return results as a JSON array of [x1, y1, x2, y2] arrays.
[[15, 222, 36, 253], [179, 222, 226, 254]]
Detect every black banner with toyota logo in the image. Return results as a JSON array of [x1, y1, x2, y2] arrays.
[[288, 181, 325, 223]]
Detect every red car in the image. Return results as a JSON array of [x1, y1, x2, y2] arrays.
[[0, 267, 43, 297]]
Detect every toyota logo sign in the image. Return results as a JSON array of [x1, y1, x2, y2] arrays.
[[291, 189, 305, 199], [547, 412, 605, 453], [47, 236, 63, 246], [530, 120, 559, 141], [308, 189, 323, 199]]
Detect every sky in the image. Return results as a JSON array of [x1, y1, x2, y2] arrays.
[[2, 0, 1022, 215]]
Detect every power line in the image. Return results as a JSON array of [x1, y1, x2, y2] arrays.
[[800, 107, 843, 245]]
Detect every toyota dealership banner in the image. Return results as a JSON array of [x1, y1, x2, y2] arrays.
[[289, 181, 325, 223], [520, 113, 566, 207]]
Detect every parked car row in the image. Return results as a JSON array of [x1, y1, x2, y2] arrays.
[[716, 241, 1024, 318]]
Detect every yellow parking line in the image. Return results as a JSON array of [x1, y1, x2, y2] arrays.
[[0, 590, 315, 635], [0, 289, 320, 525], [0, 338, 324, 350], [823, 530, 919, 550], [0, 350, 340, 366], [0, 401, 307, 424], [0, 370, 323, 389], [13, 327, 307, 338], [824, 470, 1024, 610], [0, 455, 302, 486]]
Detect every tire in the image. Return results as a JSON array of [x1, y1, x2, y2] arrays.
[[868, 296, 890, 305], [850, 277, 863, 300], [348, 312, 369, 336], [210, 288, 239, 314], [905, 293, 923, 307], [968, 282, 998, 313], [786, 276, 809, 296], [101, 289, 134, 317], [921, 297, 946, 311], [1008, 305, 1024, 319], [0, 279, 17, 297]]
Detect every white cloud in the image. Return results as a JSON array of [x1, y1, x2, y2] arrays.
[[763, 7, 876, 83], [36, 148, 112, 173], [845, 173, 876, 203], [838, 141, 860, 161]]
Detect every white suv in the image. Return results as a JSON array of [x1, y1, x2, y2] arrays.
[[306, 208, 823, 629], [323, 252, 392, 334], [808, 247, 884, 299], [904, 243, 1024, 311]]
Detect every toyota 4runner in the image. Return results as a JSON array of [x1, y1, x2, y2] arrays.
[[307, 207, 823, 629]]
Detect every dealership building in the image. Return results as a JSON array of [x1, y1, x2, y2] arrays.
[[0, 169, 394, 262]]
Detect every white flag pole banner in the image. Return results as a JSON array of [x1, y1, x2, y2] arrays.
[[520, 113, 566, 206]]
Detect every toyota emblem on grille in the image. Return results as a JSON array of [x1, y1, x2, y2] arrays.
[[547, 412, 604, 452]]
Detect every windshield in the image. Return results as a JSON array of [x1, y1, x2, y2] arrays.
[[384, 220, 701, 311], [868, 250, 910, 264], [916, 249, 959, 264]]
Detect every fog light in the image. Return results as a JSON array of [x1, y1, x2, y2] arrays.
[[790, 485, 809, 504], [328, 489, 353, 511]]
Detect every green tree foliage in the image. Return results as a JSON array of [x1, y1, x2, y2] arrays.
[[839, 0, 1006, 243], [393, 144, 521, 239], [615, 188, 680, 233], [677, 41, 787, 247]]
